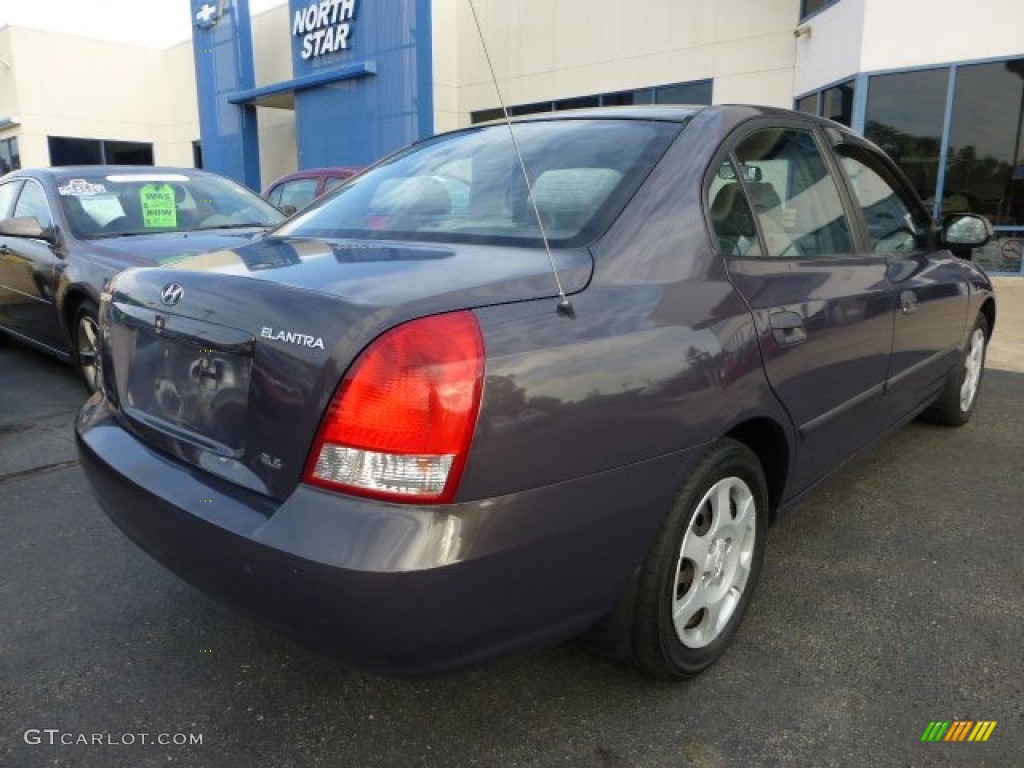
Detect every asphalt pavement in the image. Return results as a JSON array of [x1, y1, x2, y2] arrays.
[[1, 286, 1022, 767]]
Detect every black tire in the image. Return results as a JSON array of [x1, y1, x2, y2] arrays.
[[632, 438, 768, 679], [921, 312, 989, 427], [72, 300, 101, 394]]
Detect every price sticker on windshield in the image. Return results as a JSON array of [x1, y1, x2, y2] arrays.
[[140, 183, 177, 228]]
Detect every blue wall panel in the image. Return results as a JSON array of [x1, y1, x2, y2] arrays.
[[288, 0, 433, 168], [190, 0, 261, 189]]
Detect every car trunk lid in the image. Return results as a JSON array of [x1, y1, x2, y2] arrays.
[[101, 236, 591, 500]]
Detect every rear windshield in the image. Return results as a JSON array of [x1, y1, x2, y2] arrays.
[[276, 119, 682, 247], [56, 172, 284, 239]]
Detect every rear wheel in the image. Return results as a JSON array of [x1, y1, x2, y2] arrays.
[[73, 300, 101, 393], [921, 312, 988, 427], [632, 439, 768, 679]]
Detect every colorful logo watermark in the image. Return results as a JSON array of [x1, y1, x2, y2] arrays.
[[921, 721, 997, 742]]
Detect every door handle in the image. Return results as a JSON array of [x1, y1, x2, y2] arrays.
[[900, 290, 918, 315], [769, 310, 807, 346]]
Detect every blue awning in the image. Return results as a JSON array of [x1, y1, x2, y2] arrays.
[[228, 61, 377, 109]]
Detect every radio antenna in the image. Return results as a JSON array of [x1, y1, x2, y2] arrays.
[[467, 0, 575, 318]]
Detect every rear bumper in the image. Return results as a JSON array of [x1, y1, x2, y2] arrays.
[[76, 396, 693, 676]]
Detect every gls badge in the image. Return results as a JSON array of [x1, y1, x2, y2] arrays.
[[260, 326, 326, 350]]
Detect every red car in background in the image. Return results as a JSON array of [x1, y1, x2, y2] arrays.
[[262, 167, 361, 214]]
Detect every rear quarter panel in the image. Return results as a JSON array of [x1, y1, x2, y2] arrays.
[[461, 108, 794, 512]]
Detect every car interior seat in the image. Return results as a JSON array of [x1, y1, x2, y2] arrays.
[[527, 168, 622, 236], [745, 180, 798, 256], [61, 194, 101, 237], [371, 176, 451, 230], [710, 182, 759, 255], [102, 189, 145, 233]]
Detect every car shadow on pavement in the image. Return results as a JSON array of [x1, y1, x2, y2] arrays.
[[3, 360, 1022, 768]]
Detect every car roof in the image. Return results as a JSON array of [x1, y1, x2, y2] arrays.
[[49, 166, 210, 178], [268, 167, 362, 183], [482, 104, 855, 134], [501, 105, 706, 124], [4, 166, 219, 183]]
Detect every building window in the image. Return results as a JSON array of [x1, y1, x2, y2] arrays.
[[602, 90, 653, 107], [863, 68, 949, 205], [800, 0, 839, 21], [795, 93, 819, 117], [104, 141, 154, 165], [554, 96, 600, 111], [48, 136, 154, 166], [793, 80, 855, 127], [859, 56, 1024, 272], [655, 80, 713, 105], [470, 80, 713, 124], [0, 137, 19, 174], [944, 58, 1024, 225], [470, 108, 506, 123], [507, 102, 553, 117], [822, 82, 855, 126]]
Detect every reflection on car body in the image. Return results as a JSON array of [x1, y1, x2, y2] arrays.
[[77, 106, 995, 678]]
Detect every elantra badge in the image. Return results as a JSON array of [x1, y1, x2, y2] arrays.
[[260, 326, 326, 350], [160, 283, 185, 306]]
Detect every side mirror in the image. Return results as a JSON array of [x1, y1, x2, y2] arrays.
[[0, 216, 56, 243], [941, 213, 993, 250]]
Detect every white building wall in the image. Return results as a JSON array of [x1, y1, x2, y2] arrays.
[[5, 0, 1021, 181], [158, 41, 201, 167], [795, 0, 1024, 96], [432, 0, 461, 134], [1, 26, 198, 168], [0, 27, 20, 164], [792, 0, 866, 95], [860, 0, 1024, 74], [250, 3, 298, 188], [454, 0, 801, 120]]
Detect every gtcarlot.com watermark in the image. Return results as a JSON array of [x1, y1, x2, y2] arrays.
[[24, 728, 203, 747]]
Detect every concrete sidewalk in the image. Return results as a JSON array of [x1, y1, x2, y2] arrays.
[[989, 276, 1024, 373]]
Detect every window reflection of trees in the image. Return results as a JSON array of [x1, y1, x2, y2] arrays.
[[865, 59, 1024, 226], [944, 59, 1024, 226]]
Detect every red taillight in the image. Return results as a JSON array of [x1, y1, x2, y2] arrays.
[[303, 311, 484, 503]]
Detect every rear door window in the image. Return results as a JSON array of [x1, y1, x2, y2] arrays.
[[723, 127, 854, 258]]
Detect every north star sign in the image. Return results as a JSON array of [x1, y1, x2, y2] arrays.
[[293, 0, 358, 59]]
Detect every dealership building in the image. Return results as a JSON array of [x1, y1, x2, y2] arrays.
[[0, 0, 1022, 271]]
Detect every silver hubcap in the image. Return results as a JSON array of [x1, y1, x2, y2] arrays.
[[672, 476, 756, 648], [959, 327, 985, 413], [77, 314, 100, 392]]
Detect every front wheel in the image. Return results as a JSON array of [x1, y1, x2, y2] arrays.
[[631, 439, 768, 679], [921, 312, 989, 427], [73, 300, 101, 394]]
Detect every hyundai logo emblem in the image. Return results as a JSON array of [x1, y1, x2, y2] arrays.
[[160, 283, 185, 306]]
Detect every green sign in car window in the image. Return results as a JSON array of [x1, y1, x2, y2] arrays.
[[140, 183, 177, 228]]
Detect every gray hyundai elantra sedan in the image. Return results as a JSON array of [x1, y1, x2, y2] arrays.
[[76, 105, 995, 678]]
